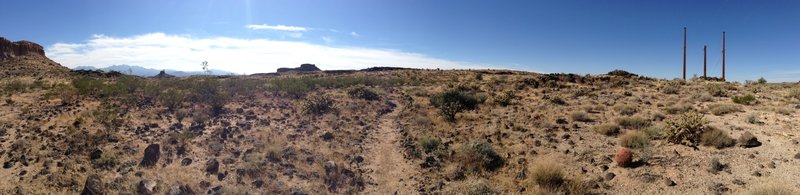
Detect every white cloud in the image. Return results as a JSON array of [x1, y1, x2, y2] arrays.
[[46, 33, 488, 74], [245, 24, 308, 32], [322, 36, 334, 44], [350, 31, 360, 37]]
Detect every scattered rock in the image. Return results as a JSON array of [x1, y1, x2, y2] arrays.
[[181, 158, 193, 166], [167, 184, 195, 195], [795, 153, 800, 159], [139, 144, 161, 168], [324, 161, 337, 175], [732, 179, 746, 186], [80, 174, 104, 195], [206, 159, 220, 175], [89, 148, 103, 160], [709, 158, 728, 174], [138, 179, 158, 195], [737, 132, 761, 148], [708, 183, 729, 194], [664, 178, 676, 186], [321, 131, 334, 141], [766, 161, 776, 169], [604, 173, 616, 181]]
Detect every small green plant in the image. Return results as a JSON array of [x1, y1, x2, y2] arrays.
[[619, 131, 650, 149], [457, 141, 504, 172], [92, 152, 119, 170], [593, 123, 621, 136], [301, 95, 335, 115], [756, 77, 767, 84], [431, 90, 479, 122], [92, 106, 125, 131], [706, 84, 728, 97], [663, 112, 707, 147], [72, 77, 106, 97], [347, 86, 380, 101], [159, 88, 185, 111], [732, 94, 757, 105], [746, 113, 761, 124], [700, 127, 736, 149], [3, 80, 28, 93], [708, 103, 742, 115], [417, 136, 441, 153], [661, 81, 682, 94], [616, 116, 651, 129]]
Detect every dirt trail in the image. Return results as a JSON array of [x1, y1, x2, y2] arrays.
[[362, 101, 418, 194]]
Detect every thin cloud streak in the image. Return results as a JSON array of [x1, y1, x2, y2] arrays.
[[46, 33, 489, 74], [245, 24, 308, 32]]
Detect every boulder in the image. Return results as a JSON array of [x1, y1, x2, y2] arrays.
[[206, 159, 220, 175], [138, 179, 158, 195], [737, 132, 761, 148], [140, 144, 161, 167], [80, 174, 104, 195]]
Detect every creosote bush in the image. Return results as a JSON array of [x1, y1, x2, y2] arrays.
[[663, 112, 707, 147], [614, 104, 638, 116], [457, 141, 504, 172], [430, 90, 479, 122], [301, 95, 335, 115], [700, 127, 736, 149]]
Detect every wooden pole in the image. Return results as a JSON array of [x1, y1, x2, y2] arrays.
[[704, 45, 707, 79], [722, 32, 726, 81], [683, 27, 687, 80]]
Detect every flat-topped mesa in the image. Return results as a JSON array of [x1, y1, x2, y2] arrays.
[[0, 37, 46, 60], [277, 63, 321, 73]]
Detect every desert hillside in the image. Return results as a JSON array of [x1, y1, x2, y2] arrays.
[[1, 40, 799, 195]]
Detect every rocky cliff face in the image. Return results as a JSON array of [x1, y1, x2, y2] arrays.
[[0, 37, 46, 60], [0, 37, 69, 77]]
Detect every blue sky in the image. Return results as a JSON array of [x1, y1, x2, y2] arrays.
[[2, 0, 799, 81]]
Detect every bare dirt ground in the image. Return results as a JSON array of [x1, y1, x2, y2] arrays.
[[362, 101, 419, 194]]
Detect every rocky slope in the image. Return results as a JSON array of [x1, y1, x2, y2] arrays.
[[0, 37, 69, 77]]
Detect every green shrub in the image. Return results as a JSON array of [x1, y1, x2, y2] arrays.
[[787, 88, 800, 100], [662, 81, 682, 94], [72, 77, 106, 97], [3, 80, 28, 93], [347, 86, 380, 101], [92, 106, 125, 131], [706, 84, 729, 97], [190, 79, 227, 115], [431, 90, 479, 122], [417, 136, 441, 153], [614, 104, 638, 116], [663, 112, 707, 147], [593, 123, 621, 136], [92, 152, 118, 170], [619, 131, 650, 149], [159, 88, 185, 111], [457, 141, 504, 172], [301, 95, 335, 115], [616, 116, 651, 129], [732, 94, 757, 105], [708, 103, 742, 115], [700, 127, 736, 149], [756, 77, 767, 84]]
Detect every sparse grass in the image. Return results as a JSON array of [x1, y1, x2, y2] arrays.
[[662, 81, 681, 94], [267, 76, 405, 98], [614, 104, 638, 115], [663, 112, 707, 147], [544, 95, 566, 105], [772, 106, 794, 116], [706, 83, 729, 97], [92, 151, 119, 170], [457, 141, 504, 172], [787, 88, 800, 100], [493, 91, 515, 106], [732, 94, 757, 105], [746, 113, 761, 124], [593, 123, 621, 136], [708, 103, 742, 115], [619, 130, 650, 149], [616, 116, 651, 130], [569, 111, 591, 122], [664, 103, 693, 115], [446, 179, 497, 195], [700, 127, 736, 149]]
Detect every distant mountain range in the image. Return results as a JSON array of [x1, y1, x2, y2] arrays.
[[73, 65, 236, 77]]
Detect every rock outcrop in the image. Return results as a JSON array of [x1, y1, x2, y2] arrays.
[[277, 63, 321, 73], [152, 70, 176, 78], [0, 37, 45, 60], [0, 37, 69, 77]]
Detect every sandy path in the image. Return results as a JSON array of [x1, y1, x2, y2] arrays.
[[362, 101, 418, 194]]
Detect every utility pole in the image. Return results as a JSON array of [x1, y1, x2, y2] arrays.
[[703, 45, 707, 79], [683, 27, 687, 80], [722, 32, 726, 81]]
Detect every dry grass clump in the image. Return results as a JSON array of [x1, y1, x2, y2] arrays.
[[445, 179, 497, 195], [492, 90, 515, 106], [457, 141, 504, 172], [663, 112, 707, 147], [593, 123, 621, 136], [664, 103, 693, 115], [746, 184, 795, 195], [731, 94, 757, 105], [771, 106, 795, 116], [347, 86, 379, 101], [619, 131, 650, 149], [787, 88, 800, 100], [616, 116, 651, 130], [301, 95, 335, 115], [706, 83, 729, 97], [530, 161, 565, 190], [661, 81, 682, 94], [700, 127, 736, 149], [569, 111, 591, 122], [417, 136, 442, 153], [707, 103, 742, 115], [614, 104, 638, 116], [746, 113, 761, 124]]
